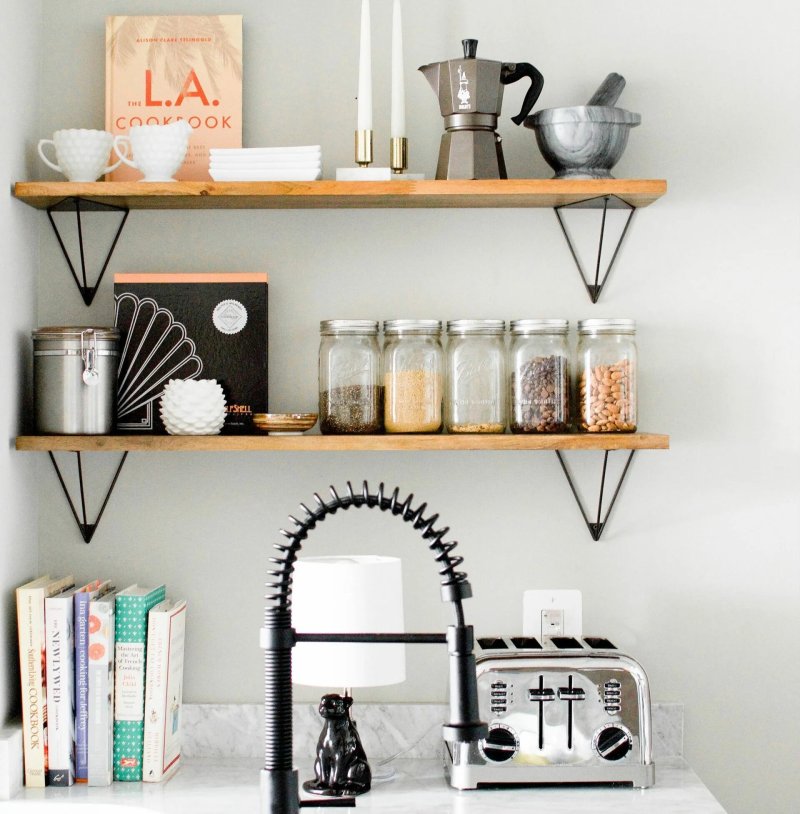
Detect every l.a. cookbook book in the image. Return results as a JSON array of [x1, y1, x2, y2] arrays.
[[105, 15, 243, 181]]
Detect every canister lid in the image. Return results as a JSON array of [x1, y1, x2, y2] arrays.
[[320, 320, 379, 335], [383, 319, 442, 335], [446, 319, 506, 335], [32, 326, 120, 340], [577, 318, 636, 335], [510, 319, 568, 335]]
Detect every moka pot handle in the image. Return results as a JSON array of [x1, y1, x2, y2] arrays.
[[501, 62, 545, 126]]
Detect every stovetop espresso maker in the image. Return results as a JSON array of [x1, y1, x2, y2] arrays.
[[419, 39, 544, 180]]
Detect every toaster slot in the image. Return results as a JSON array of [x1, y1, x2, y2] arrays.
[[510, 636, 542, 649], [584, 636, 616, 649], [478, 637, 508, 650], [549, 636, 583, 649]]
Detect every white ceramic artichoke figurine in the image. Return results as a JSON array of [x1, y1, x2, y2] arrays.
[[159, 379, 226, 435]]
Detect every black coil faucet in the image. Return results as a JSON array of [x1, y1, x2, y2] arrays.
[[260, 481, 487, 813]]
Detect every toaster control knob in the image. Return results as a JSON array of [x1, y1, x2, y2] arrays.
[[594, 724, 633, 761], [480, 724, 519, 763]]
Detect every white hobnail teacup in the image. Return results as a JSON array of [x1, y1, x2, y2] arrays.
[[113, 120, 192, 182], [37, 129, 125, 182]]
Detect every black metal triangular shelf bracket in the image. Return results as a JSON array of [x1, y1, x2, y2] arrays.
[[555, 449, 636, 541], [46, 197, 130, 307], [48, 451, 129, 543], [554, 194, 636, 303]]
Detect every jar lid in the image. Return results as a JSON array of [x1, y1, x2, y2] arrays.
[[32, 326, 120, 340], [510, 319, 568, 335], [577, 318, 636, 335], [446, 319, 506, 335], [320, 319, 379, 335], [384, 319, 442, 335]]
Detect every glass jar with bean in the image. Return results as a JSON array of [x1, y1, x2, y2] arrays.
[[575, 319, 637, 432], [509, 319, 570, 433]]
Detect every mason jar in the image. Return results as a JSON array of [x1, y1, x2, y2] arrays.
[[319, 320, 383, 434], [509, 319, 570, 433], [445, 320, 506, 433], [576, 319, 637, 432], [383, 320, 443, 433]]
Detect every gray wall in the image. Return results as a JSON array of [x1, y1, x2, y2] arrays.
[[0, 0, 41, 724], [27, 2, 800, 814]]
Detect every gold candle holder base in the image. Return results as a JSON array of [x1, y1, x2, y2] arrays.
[[355, 129, 374, 167], [390, 137, 408, 174]]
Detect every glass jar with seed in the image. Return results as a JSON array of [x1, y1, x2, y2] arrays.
[[319, 320, 383, 434], [383, 320, 443, 433], [509, 319, 570, 433], [445, 320, 507, 433], [576, 319, 637, 433]]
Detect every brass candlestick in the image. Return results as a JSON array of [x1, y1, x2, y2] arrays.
[[355, 129, 374, 167], [390, 137, 408, 174]]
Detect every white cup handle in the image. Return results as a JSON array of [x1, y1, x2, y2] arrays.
[[105, 137, 130, 173], [37, 139, 62, 173], [113, 135, 138, 169]]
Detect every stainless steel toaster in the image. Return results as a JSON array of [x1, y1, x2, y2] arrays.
[[445, 635, 655, 789]]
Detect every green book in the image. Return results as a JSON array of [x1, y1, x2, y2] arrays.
[[113, 584, 166, 781]]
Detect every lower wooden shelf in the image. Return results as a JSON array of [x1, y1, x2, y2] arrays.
[[15, 432, 669, 452]]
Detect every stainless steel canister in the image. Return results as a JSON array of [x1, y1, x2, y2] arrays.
[[33, 327, 120, 434]]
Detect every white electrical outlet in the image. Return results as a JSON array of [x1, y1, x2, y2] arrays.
[[523, 590, 582, 640]]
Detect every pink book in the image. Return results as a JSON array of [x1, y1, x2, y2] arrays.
[[105, 15, 243, 181]]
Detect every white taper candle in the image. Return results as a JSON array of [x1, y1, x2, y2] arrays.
[[391, 0, 405, 138], [357, 0, 373, 131]]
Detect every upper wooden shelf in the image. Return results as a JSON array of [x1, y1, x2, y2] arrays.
[[13, 179, 667, 211], [16, 433, 669, 453]]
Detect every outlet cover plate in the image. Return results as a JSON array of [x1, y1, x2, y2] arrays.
[[523, 590, 583, 640]]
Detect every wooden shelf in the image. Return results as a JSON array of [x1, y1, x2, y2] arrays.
[[13, 179, 667, 211], [16, 433, 669, 453]]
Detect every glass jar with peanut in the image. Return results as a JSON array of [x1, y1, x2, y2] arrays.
[[576, 319, 637, 433]]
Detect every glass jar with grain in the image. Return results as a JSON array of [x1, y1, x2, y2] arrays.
[[319, 320, 383, 434], [445, 320, 506, 433], [383, 320, 443, 433], [509, 319, 570, 433], [576, 319, 637, 433]]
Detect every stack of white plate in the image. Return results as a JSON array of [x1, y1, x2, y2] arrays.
[[209, 146, 322, 181]]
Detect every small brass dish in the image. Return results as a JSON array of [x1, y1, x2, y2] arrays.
[[253, 413, 318, 435]]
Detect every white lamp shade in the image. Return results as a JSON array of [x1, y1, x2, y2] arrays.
[[292, 555, 406, 688]]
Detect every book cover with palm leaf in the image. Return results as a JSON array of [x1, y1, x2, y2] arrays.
[[106, 15, 242, 181]]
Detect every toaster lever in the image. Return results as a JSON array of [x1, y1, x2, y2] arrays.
[[557, 688, 586, 701]]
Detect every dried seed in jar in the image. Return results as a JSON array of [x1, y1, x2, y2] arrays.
[[579, 358, 636, 433], [511, 355, 569, 434]]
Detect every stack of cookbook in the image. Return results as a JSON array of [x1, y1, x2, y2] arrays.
[[15, 575, 186, 788], [209, 145, 322, 181]]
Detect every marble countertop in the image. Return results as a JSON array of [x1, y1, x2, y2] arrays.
[[11, 757, 726, 813]]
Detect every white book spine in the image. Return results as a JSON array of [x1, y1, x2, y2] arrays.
[[87, 598, 116, 786], [143, 601, 186, 782], [44, 596, 75, 786]]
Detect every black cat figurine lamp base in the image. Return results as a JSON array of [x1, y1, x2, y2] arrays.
[[303, 693, 371, 797]]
